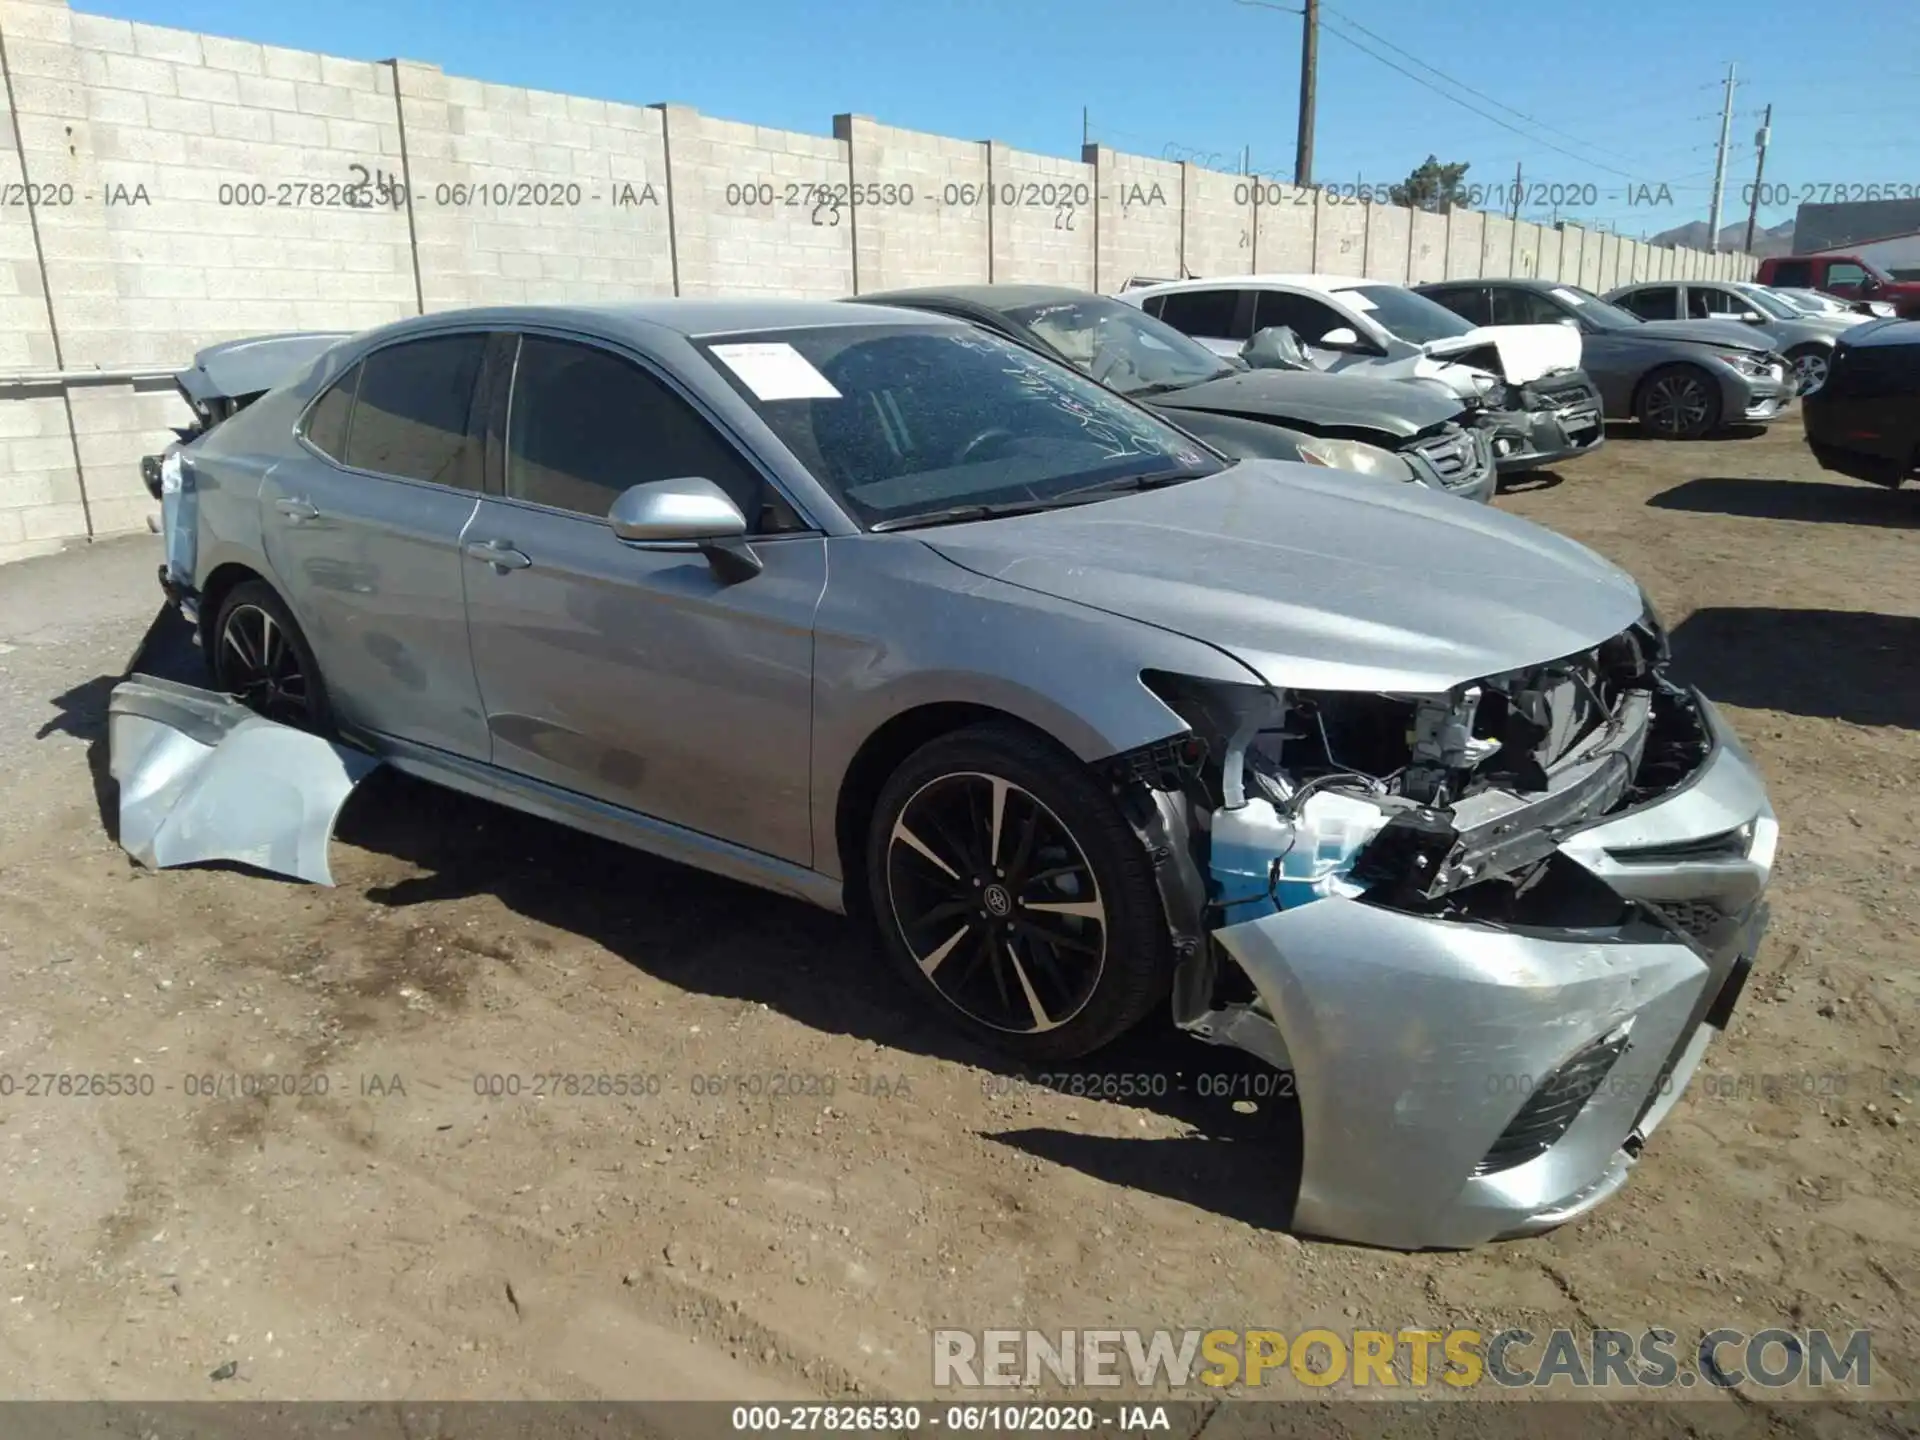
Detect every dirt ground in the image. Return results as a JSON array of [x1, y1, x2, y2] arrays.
[[0, 421, 1915, 1418]]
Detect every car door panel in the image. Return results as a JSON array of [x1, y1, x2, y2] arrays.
[[460, 330, 824, 866], [259, 335, 493, 758], [462, 509, 824, 864]]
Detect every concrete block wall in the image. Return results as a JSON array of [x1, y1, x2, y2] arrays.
[[986, 142, 1093, 287], [399, 63, 673, 309], [0, 0, 1759, 562], [841, 116, 989, 292], [1178, 163, 1250, 280], [1251, 180, 1312, 274]]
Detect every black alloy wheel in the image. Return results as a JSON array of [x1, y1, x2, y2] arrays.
[[865, 724, 1174, 1062]]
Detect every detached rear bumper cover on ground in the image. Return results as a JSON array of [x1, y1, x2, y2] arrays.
[[1201, 695, 1776, 1250], [109, 675, 379, 886]]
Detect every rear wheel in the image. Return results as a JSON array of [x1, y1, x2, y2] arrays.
[[1785, 344, 1830, 395], [210, 580, 331, 732], [864, 724, 1173, 1062], [1636, 365, 1721, 439]]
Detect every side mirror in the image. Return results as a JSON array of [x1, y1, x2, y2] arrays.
[[1738, 309, 1766, 323], [1317, 326, 1364, 350], [607, 476, 761, 582]]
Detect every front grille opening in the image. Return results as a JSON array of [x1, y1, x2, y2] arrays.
[[1475, 1026, 1633, 1176], [1650, 898, 1730, 941]]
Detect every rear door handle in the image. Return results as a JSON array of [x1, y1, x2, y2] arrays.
[[464, 538, 532, 571], [275, 497, 319, 522]]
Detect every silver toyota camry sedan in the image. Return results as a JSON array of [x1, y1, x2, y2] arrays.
[[163, 299, 1777, 1250]]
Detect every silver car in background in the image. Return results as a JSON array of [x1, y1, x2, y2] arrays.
[[163, 299, 1776, 1250], [1604, 279, 1846, 394]]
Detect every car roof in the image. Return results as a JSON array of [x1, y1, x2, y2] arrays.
[[348, 298, 956, 347], [1134, 273, 1392, 296], [1418, 277, 1559, 291], [858, 283, 1094, 312]]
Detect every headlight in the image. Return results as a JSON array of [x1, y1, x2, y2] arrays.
[[159, 445, 185, 495], [1296, 436, 1417, 482], [1717, 352, 1773, 378]]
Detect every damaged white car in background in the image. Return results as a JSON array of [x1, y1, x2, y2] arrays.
[[1122, 274, 1608, 474]]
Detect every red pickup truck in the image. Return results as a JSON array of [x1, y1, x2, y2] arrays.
[[1756, 254, 1920, 318]]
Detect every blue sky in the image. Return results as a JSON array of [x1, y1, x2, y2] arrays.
[[86, 0, 1920, 237]]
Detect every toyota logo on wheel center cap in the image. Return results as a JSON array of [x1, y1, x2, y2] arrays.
[[983, 884, 1013, 917]]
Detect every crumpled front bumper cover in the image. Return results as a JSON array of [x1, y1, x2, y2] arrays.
[[1481, 380, 1607, 473], [1198, 693, 1776, 1250], [109, 674, 380, 886]]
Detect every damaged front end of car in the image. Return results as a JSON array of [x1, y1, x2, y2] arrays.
[[1106, 609, 1777, 1250]]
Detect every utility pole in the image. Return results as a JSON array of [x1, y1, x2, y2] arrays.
[[1706, 62, 1737, 252], [1082, 106, 1089, 149], [1294, 0, 1317, 187], [1743, 104, 1772, 254], [1510, 161, 1523, 222]]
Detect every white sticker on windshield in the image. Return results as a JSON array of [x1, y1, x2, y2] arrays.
[[1551, 287, 1586, 305], [710, 342, 841, 401], [1340, 290, 1377, 311]]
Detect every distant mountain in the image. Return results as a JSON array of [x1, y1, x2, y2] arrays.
[[1647, 218, 1796, 257]]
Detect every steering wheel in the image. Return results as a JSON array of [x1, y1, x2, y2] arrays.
[[954, 427, 1018, 466]]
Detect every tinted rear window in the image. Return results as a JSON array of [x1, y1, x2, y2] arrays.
[[342, 334, 488, 489], [301, 363, 358, 461], [1154, 289, 1243, 339]]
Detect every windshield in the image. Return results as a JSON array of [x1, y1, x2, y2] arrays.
[[1548, 284, 1644, 329], [1735, 285, 1799, 319], [1004, 295, 1232, 396], [1341, 285, 1474, 344], [698, 323, 1224, 530]]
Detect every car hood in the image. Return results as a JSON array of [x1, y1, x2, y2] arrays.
[[921, 461, 1643, 695], [1425, 323, 1582, 383], [1614, 319, 1774, 351], [1145, 369, 1464, 440]]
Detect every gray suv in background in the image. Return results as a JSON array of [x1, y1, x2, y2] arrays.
[[1416, 279, 1796, 439]]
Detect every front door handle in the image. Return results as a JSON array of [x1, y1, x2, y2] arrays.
[[275, 497, 319, 522], [464, 538, 532, 571]]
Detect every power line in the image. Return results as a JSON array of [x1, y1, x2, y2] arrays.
[[1309, 13, 1639, 179], [1317, 1, 1650, 174]]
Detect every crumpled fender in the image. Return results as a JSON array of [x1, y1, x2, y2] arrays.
[[108, 675, 379, 886]]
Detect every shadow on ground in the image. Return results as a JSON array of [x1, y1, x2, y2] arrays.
[[1603, 421, 1771, 444], [1649, 476, 1919, 527], [1496, 469, 1565, 496], [1671, 608, 1920, 729], [72, 607, 1304, 1230], [337, 768, 1307, 1232]]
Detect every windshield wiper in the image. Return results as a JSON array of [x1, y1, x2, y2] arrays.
[[1062, 465, 1218, 498], [869, 498, 1071, 532]]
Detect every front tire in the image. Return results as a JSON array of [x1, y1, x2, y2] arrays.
[[210, 579, 332, 732], [1785, 344, 1829, 395], [1636, 365, 1722, 439], [864, 723, 1173, 1063]]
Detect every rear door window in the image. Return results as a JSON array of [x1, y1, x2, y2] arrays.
[[341, 334, 489, 490], [1616, 287, 1679, 321], [300, 363, 359, 462], [1489, 288, 1566, 326], [1425, 287, 1492, 326], [1766, 259, 1813, 287], [1154, 288, 1245, 340]]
